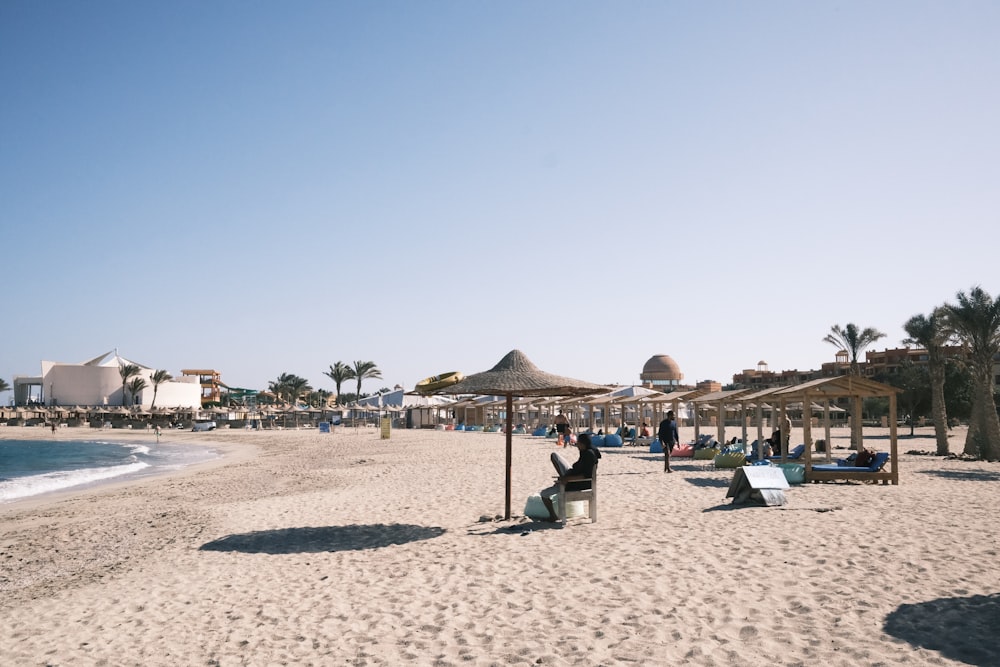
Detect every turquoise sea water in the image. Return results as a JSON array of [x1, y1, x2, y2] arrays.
[[0, 438, 219, 503]]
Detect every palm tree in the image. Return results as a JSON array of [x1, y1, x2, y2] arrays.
[[823, 323, 886, 448], [127, 377, 148, 406], [286, 376, 312, 406], [307, 389, 333, 408], [903, 309, 953, 455], [119, 364, 141, 406], [0, 378, 9, 394], [823, 323, 887, 376], [268, 372, 297, 405], [323, 362, 355, 405], [942, 286, 1000, 461], [267, 379, 285, 404], [351, 361, 382, 402], [148, 370, 173, 410], [268, 373, 311, 405]]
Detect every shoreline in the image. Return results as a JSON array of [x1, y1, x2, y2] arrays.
[[0, 426, 257, 515], [1, 425, 996, 665]]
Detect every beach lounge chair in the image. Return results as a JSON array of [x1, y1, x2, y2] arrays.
[[557, 463, 597, 524], [649, 440, 694, 456], [670, 443, 694, 457], [744, 440, 763, 462], [713, 451, 746, 468], [634, 435, 655, 448], [767, 444, 806, 461], [807, 452, 892, 484]]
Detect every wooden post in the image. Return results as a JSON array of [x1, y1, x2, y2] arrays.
[[802, 391, 812, 457], [740, 401, 748, 449], [693, 403, 701, 442], [717, 398, 726, 444], [504, 393, 513, 519], [756, 402, 764, 446], [888, 392, 899, 485], [823, 402, 833, 463], [854, 395, 864, 451]]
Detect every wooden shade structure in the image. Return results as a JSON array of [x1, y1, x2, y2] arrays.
[[769, 376, 901, 485], [689, 389, 756, 444]]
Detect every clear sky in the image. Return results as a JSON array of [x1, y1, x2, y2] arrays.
[[2, 1, 998, 397]]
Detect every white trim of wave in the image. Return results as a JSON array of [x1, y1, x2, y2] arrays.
[[0, 461, 150, 502]]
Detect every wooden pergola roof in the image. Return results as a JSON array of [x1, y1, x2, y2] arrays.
[[769, 375, 900, 401], [660, 388, 711, 401], [689, 388, 756, 404]]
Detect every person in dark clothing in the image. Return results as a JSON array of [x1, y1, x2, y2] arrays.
[[658, 410, 679, 473], [554, 411, 570, 447], [765, 429, 780, 458], [539, 433, 600, 522]]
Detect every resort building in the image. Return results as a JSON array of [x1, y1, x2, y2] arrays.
[[732, 346, 999, 389], [11, 350, 201, 408], [181, 369, 223, 406], [639, 354, 684, 391], [695, 379, 722, 393], [732, 360, 826, 389], [861, 346, 970, 378]]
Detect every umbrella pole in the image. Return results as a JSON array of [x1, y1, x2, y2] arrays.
[[505, 393, 513, 520]]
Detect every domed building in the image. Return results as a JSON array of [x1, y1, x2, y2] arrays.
[[640, 354, 683, 391]]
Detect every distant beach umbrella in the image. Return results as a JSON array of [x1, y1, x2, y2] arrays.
[[434, 350, 606, 520]]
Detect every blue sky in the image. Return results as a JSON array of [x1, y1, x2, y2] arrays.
[[2, 1, 998, 397]]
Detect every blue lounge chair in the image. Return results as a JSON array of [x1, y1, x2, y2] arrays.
[[767, 444, 806, 461], [813, 451, 889, 472], [807, 452, 894, 484]]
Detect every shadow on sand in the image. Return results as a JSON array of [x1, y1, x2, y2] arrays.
[[199, 523, 446, 554], [702, 503, 749, 512], [685, 476, 731, 488], [469, 520, 568, 536], [884, 593, 1000, 666], [917, 469, 1000, 482]]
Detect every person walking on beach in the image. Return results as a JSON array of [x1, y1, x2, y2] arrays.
[[658, 410, 679, 473], [554, 411, 570, 447]]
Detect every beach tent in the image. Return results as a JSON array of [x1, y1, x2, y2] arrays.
[[431, 350, 606, 520]]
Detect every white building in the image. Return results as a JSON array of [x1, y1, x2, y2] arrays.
[[12, 350, 202, 409]]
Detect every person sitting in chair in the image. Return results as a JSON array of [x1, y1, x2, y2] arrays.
[[539, 433, 600, 522], [764, 429, 780, 457]]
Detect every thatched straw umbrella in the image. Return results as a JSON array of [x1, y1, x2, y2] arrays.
[[435, 350, 605, 520]]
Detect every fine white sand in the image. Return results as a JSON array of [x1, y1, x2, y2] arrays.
[[1, 424, 998, 666]]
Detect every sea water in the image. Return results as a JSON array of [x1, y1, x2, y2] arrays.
[[0, 438, 219, 503]]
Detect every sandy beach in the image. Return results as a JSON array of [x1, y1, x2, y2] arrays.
[[1, 424, 998, 666]]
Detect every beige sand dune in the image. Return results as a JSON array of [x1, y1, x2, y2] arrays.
[[1, 424, 997, 665]]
